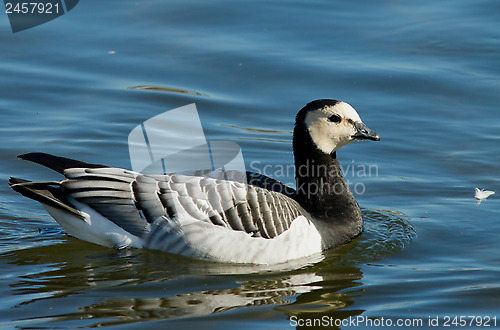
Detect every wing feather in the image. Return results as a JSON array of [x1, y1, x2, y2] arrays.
[[61, 168, 149, 237], [236, 202, 257, 233]]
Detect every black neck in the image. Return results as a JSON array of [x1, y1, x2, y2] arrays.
[[293, 124, 362, 223]]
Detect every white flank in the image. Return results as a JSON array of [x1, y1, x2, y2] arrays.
[[474, 187, 495, 201], [146, 215, 324, 264]]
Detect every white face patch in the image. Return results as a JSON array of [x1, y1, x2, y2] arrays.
[[304, 102, 363, 154]]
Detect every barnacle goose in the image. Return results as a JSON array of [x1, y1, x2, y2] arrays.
[[9, 100, 379, 264]]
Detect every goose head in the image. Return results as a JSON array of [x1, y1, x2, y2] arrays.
[[295, 99, 380, 155]]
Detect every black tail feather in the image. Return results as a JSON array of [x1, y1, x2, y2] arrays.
[[8, 177, 30, 185], [18, 152, 109, 174]]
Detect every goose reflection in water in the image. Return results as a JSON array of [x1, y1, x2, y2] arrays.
[[3, 209, 413, 328], [4, 241, 364, 327]]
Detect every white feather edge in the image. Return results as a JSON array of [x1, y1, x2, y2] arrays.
[[474, 187, 495, 200]]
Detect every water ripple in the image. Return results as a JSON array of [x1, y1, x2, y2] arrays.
[[128, 85, 209, 97]]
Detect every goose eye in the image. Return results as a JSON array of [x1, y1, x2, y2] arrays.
[[328, 114, 341, 123]]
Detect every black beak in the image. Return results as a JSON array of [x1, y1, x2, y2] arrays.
[[352, 122, 380, 141]]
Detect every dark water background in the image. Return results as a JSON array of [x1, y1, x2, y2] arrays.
[[1, 0, 499, 328]]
